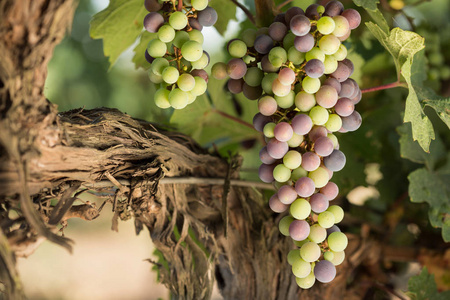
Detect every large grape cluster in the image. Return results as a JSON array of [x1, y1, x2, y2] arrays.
[[212, 1, 361, 289], [143, 0, 217, 109]]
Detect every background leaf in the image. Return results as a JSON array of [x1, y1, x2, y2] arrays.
[[209, 0, 237, 36], [353, 0, 389, 33], [407, 267, 450, 299]]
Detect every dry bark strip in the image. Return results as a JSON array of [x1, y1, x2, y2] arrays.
[[0, 1, 422, 300]]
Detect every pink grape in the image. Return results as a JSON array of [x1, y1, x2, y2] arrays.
[[289, 220, 310, 241], [310, 193, 329, 213], [269, 193, 289, 213], [314, 136, 334, 157], [278, 185, 298, 205], [274, 122, 294, 142], [301, 152, 321, 171], [320, 182, 339, 201], [267, 139, 289, 159], [291, 114, 313, 135], [259, 163, 275, 183], [295, 176, 316, 197]]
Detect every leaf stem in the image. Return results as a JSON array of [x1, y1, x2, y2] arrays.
[[276, 0, 294, 10], [361, 81, 407, 94], [229, 0, 256, 25], [211, 108, 256, 131]]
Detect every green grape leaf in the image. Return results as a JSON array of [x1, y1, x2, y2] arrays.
[[209, 0, 237, 35], [408, 154, 450, 242], [424, 98, 450, 130], [132, 31, 158, 70], [90, 0, 147, 67], [353, 0, 389, 33], [407, 267, 450, 300]]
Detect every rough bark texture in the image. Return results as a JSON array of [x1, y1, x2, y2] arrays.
[[0, 1, 424, 300]]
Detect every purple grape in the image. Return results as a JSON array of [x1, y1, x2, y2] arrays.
[[261, 55, 279, 73], [227, 78, 244, 94], [342, 9, 361, 29], [341, 59, 354, 76], [272, 79, 291, 96], [269, 193, 288, 213], [341, 110, 362, 131], [305, 4, 320, 20], [269, 22, 288, 42], [197, 7, 218, 26], [273, 13, 287, 25], [326, 225, 341, 236], [295, 176, 316, 197], [259, 163, 275, 183], [259, 146, 277, 164], [143, 12, 164, 33], [308, 126, 328, 142], [304, 59, 325, 78], [253, 113, 272, 132], [189, 18, 203, 31], [274, 122, 294, 142], [334, 97, 355, 117], [144, 0, 163, 12], [324, 0, 344, 17], [309, 193, 329, 213], [285, 6, 305, 24], [291, 114, 313, 135], [339, 79, 357, 98], [323, 149, 346, 171], [258, 96, 278, 116], [243, 83, 262, 100], [320, 182, 339, 201], [314, 260, 337, 283], [330, 61, 351, 82], [278, 185, 298, 205], [191, 69, 209, 82], [145, 50, 154, 63], [350, 88, 362, 105], [301, 152, 321, 171], [321, 164, 334, 180], [289, 220, 310, 241], [290, 15, 311, 37], [278, 68, 296, 85], [314, 136, 334, 157], [323, 77, 342, 94], [227, 58, 247, 79], [294, 34, 315, 53], [254, 35, 274, 54], [267, 139, 289, 159]]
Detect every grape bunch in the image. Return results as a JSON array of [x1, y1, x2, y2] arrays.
[[143, 0, 217, 109], [212, 1, 361, 289]]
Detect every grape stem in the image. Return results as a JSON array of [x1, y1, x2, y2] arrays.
[[361, 81, 407, 94], [177, 0, 183, 11], [276, 0, 294, 10], [212, 108, 256, 130], [229, 0, 256, 25]]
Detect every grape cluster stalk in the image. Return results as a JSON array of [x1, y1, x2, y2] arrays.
[[212, 0, 362, 289], [143, 0, 217, 109]]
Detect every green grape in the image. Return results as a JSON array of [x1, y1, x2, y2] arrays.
[[228, 40, 247, 58], [288, 46, 305, 65], [242, 28, 257, 47], [293, 239, 309, 248], [290, 198, 311, 220], [268, 47, 287, 68], [300, 242, 321, 262], [305, 47, 325, 62], [283, 32, 296, 50], [287, 249, 301, 265], [263, 122, 276, 138], [332, 15, 350, 37], [324, 55, 338, 74], [317, 5, 325, 14], [327, 205, 344, 223], [190, 76, 207, 96], [295, 271, 315, 289], [173, 31, 190, 48], [279, 215, 294, 236], [244, 67, 264, 87], [292, 258, 312, 278], [188, 29, 204, 44], [191, 52, 209, 69], [148, 69, 163, 84], [275, 90, 295, 108], [169, 88, 189, 109], [317, 16, 336, 35], [308, 224, 327, 243], [325, 114, 342, 132], [186, 91, 196, 104], [333, 44, 347, 61], [151, 58, 169, 76], [162, 66, 179, 84], [191, 0, 208, 11], [302, 77, 321, 94], [327, 133, 339, 149], [158, 25, 175, 43], [291, 166, 307, 181], [261, 73, 278, 95], [154, 88, 171, 109], [317, 211, 335, 228], [211, 62, 228, 80], [295, 91, 316, 112], [147, 39, 167, 58], [327, 232, 348, 252], [318, 35, 341, 55], [287, 132, 304, 148], [330, 251, 345, 266], [273, 164, 291, 182], [323, 251, 334, 262], [308, 167, 330, 188], [309, 106, 329, 125], [169, 11, 188, 30], [177, 73, 196, 92], [283, 150, 302, 169], [181, 40, 203, 62]]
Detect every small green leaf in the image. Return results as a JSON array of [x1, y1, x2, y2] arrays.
[[90, 0, 147, 67], [353, 0, 389, 33], [424, 98, 450, 130], [407, 267, 450, 300], [209, 0, 237, 35]]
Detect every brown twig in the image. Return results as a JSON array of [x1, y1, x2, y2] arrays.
[[229, 0, 256, 25], [211, 108, 256, 130], [276, 0, 294, 10], [361, 81, 407, 94]]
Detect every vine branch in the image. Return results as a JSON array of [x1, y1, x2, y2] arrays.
[[276, 0, 294, 10], [361, 81, 407, 94], [211, 108, 256, 130], [229, 0, 256, 25]]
